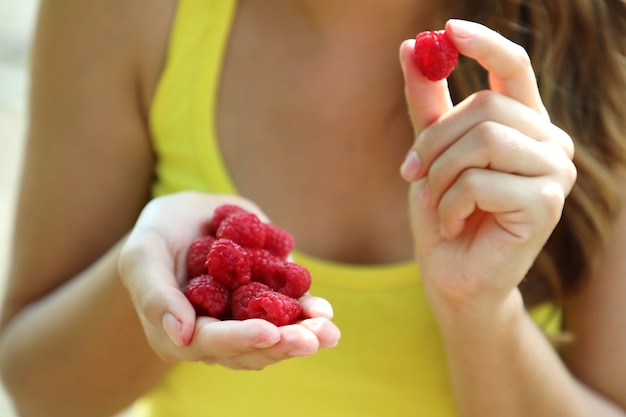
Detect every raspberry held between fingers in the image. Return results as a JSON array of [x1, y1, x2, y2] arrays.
[[413, 30, 459, 81]]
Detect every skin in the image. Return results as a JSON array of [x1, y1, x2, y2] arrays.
[[0, 1, 624, 416], [400, 20, 626, 416]]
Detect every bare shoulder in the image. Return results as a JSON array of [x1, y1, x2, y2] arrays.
[[34, 0, 178, 112], [2, 0, 178, 321]]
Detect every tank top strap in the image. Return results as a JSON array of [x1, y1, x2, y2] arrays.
[[150, 0, 239, 196]]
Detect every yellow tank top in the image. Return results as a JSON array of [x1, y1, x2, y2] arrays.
[[136, 1, 559, 415]]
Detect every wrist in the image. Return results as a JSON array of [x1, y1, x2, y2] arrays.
[[425, 286, 527, 341]]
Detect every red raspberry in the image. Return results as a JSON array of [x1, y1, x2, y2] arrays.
[[254, 260, 311, 299], [184, 275, 231, 318], [209, 204, 249, 235], [216, 212, 267, 249], [182, 204, 313, 326], [413, 30, 458, 81], [263, 223, 295, 259], [247, 248, 280, 278], [231, 282, 273, 320], [186, 235, 216, 278], [235, 290, 302, 326], [205, 239, 251, 290]]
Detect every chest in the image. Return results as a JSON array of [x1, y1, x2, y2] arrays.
[[215, 5, 417, 264]]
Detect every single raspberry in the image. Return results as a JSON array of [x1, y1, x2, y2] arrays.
[[247, 248, 280, 279], [263, 223, 295, 259], [184, 275, 231, 318], [205, 239, 251, 290], [254, 260, 311, 299], [231, 282, 273, 320], [412, 30, 458, 81], [209, 204, 249, 235], [235, 290, 302, 326], [186, 235, 216, 279], [216, 212, 267, 248]]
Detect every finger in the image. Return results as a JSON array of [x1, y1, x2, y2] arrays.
[[298, 317, 341, 349], [399, 39, 454, 131], [275, 323, 321, 357], [408, 180, 448, 260], [445, 19, 544, 114], [299, 293, 334, 320], [425, 122, 573, 207], [413, 92, 574, 178], [211, 323, 322, 370], [405, 91, 572, 183], [438, 169, 567, 240], [119, 231, 196, 347], [189, 318, 282, 361]]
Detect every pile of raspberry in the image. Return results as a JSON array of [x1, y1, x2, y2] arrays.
[[183, 204, 311, 326]]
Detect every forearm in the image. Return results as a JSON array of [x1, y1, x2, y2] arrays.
[[0, 239, 170, 417], [433, 290, 625, 417]]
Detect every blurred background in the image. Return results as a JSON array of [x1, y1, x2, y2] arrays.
[[1, 0, 39, 415]]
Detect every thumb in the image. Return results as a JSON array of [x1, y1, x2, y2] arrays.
[[399, 39, 454, 132], [119, 233, 197, 348]]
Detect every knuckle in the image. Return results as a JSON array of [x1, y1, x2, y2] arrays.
[[512, 44, 532, 68], [467, 90, 500, 117], [117, 240, 144, 276], [543, 142, 577, 193], [139, 287, 183, 326], [563, 159, 578, 191], [556, 128, 576, 159], [505, 44, 532, 77], [468, 121, 508, 164], [138, 288, 164, 320], [457, 168, 483, 195], [538, 181, 567, 224], [471, 121, 500, 148], [118, 233, 161, 275]]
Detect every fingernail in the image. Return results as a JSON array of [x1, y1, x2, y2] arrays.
[[400, 150, 421, 181], [163, 313, 183, 347], [447, 19, 476, 39]]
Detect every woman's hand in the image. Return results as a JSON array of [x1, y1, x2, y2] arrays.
[[118, 191, 340, 370], [399, 20, 577, 316]]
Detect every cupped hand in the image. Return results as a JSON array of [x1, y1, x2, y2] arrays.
[[399, 20, 576, 313], [118, 191, 340, 369]]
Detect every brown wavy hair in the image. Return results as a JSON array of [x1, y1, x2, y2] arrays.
[[446, 0, 626, 306]]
